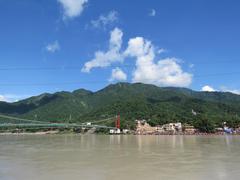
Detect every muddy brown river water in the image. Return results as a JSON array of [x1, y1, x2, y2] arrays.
[[0, 135, 240, 180]]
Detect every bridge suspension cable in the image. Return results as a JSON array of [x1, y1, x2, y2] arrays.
[[0, 114, 116, 129], [0, 114, 51, 124], [90, 117, 115, 124]]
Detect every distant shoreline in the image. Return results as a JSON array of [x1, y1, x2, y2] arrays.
[[0, 131, 239, 136], [0, 130, 60, 135]]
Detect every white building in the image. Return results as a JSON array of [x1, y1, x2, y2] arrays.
[[109, 129, 115, 134], [122, 129, 130, 134], [109, 128, 121, 134], [163, 123, 182, 132]]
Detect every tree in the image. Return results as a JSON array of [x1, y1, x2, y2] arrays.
[[194, 115, 215, 133]]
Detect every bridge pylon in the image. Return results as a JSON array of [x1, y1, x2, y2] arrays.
[[115, 115, 120, 129]]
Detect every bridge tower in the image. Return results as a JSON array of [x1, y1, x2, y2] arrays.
[[115, 115, 120, 129]]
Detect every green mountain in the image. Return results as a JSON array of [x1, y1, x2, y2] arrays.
[[1, 82, 240, 130]]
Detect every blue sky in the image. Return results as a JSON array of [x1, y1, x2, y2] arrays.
[[0, 0, 240, 101]]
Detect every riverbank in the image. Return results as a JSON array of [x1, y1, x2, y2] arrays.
[[0, 130, 60, 135], [0, 131, 239, 135]]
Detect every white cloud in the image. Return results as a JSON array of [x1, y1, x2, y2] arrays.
[[201, 85, 215, 92], [124, 37, 192, 87], [0, 94, 31, 102], [81, 27, 123, 72], [0, 95, 7, 102], [227, 90, 240, 95], [90, 10, 118, 29], [82, 28, 192, 87], [220, 87, 240, 95], [157, 48, 166, 54], [149, 9, 156, 17], [201, 85, 240, 95], [109, 67, 127, 82], [58, 0, 88, 20], [46, 41, 60, 53]]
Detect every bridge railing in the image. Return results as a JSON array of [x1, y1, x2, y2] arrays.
[[0, 114, 115, 129]]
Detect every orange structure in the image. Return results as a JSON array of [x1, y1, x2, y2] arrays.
[[115, 115, 120, 129]]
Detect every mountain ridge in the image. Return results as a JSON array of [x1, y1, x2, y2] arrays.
[[0, 82, 240, 128]]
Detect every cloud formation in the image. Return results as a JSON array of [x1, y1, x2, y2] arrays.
[[82, 27, 123, 72], [46, 41, 60, 53], [58, 0, 88, 20], [82, 28, 192, 87], [227, 89, 240, 95], [201, 85, 240, 95], [124, 37, 192, 87], [157, 48, 165, 54], [149, 9, 156, 16], [109, 67, 127, 82], [0, 95, 6, 102], [201, 85, 215, 92], [220, 87, 240, 95], [90, 10, 118, 29], [0, 94, 31, 102]]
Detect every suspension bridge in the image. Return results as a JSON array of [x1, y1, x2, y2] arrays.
[[0, 114, 120, 131]]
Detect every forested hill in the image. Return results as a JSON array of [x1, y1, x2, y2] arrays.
[[0, 82, 240, 128]]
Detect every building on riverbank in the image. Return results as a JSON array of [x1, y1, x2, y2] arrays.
[[134, 120, 200, 135], [162, 123, 182, 133], [135, 120, 162, 135], [109, 128, 130, 134], [183, 124, 197, 134], [109, 128, 121, 134]]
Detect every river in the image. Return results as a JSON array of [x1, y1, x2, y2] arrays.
[[0, 135, 240, 180]]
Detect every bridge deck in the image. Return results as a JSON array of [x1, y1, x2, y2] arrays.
[[0, 114, 116, 129], [0, 123, 114, 129]]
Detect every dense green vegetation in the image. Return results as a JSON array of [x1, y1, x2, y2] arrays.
[[0, 82, 240, 132]]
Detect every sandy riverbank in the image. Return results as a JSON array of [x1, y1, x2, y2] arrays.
[[0, 130, 60, 135]]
